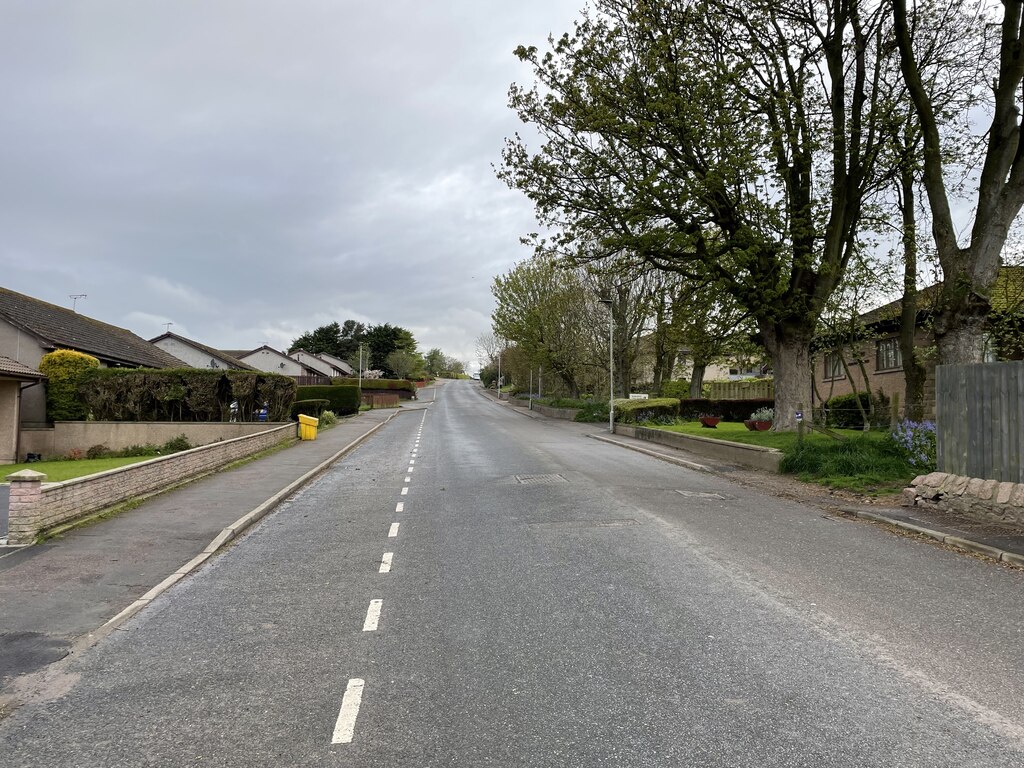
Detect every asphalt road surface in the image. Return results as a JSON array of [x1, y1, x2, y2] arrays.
[[1, 380, 1021, 767]]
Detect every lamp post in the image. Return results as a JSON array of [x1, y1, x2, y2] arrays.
[[599, 297, 614, 433]]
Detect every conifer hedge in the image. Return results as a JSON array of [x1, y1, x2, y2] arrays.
[[78, 369, 296, 422], [332, 377, 417, 399], [38, 349, 101, 421], [295, 385, 360, 416]]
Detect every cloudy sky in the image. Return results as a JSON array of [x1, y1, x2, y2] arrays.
[[0, 0, 585, 370]]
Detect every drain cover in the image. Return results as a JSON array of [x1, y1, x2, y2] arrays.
[[515, 474, 568, 485], [676, 490, 732, 500]]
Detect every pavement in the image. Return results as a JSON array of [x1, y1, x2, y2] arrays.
[[0, 403, 424, 692], [479, 388, 1024, 566], [2, 384, 1021, 696]]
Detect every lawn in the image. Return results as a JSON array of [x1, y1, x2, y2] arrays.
[[647, 420, 919, 495], [651, 420, 882, 451], [1, 456, 154, 483]]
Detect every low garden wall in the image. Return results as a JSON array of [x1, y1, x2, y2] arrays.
[[614, 424, 783, 473], [6, 423, 296, 545], [903, 471, 1024, 526], [20, 421, 292, 461], [531, 403, 580, 421]]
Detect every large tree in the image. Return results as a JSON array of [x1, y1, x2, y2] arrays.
[[290, 319, 366, 360], [891, 0, 1022, 365], [501, 0, 896, 428], [363, 323, 418, 377]]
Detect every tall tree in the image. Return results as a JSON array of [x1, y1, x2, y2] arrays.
[[363, 324, 418, 377], [501, 0, 896, 429], [891, 0, 1018, 363]]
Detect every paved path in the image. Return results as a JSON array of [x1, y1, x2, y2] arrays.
[[0, 401, 426, 691]]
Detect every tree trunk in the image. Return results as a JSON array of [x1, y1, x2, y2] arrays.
[[762, 323, 813, 431], [689, 362, 707, 399], [898, 164, 927, 421]]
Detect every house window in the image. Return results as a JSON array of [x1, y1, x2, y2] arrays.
[[823, 353, 845, 380], [875, 337, 902, 372]]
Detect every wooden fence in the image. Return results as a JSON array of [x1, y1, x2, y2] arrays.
[[706, 379, 774, 400], [936, 362, 1024, 483]]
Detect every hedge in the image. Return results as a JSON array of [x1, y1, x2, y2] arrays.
[[296, 385, 360, 416], [78, 369, 296, 422], [333, 377, 416, 398], [291, 399, 330, 419], [613, 397, 680, 423], [824, 391, 890, 429], [677, 398, 775, 422], [39, 349, 100, 421]]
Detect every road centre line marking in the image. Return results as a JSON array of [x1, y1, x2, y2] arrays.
[[363, 600, 383, 632], [410, 459, 415, 464], [408, 467, 415, 473], [396, 502, 404, 513], [379, 552, 393, 573], [331, 678, 365, 744], [389, 522, 400, 537], [405, 476, 411, 483], [401, 487, 408, 495]]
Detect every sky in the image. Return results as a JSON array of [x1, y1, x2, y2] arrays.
[[0, 0, 585, 371]]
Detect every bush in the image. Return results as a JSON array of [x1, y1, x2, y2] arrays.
[[161, 434, 191, 453], [38, 349, 100, 421], [318, 410, 338, 426], [660, 380, 692, 399], [574, 401, 610, 423], [295, 385, 360, 416], [332, 377, 417, 398], [291, 399, 329, 419], [614, 397, 680, 423], [889, 420, 937, 470], [677, 398, 775, 422], [825, 391, 890, 429], [86, 444, 109, 459]]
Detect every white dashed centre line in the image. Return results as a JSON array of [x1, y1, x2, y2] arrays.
[[409, 459, 415, 465], [407, 467, 415, 473], [362, 600, 383, 632], [388, 522, 400, 537], [405, 476, 411, 483], [379, 552, 393, 573], [396, 502, 404, 513], [400, 487, 408, 495], [331, 678, 365, 744]]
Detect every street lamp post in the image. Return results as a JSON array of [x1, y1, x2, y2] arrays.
[[599, 297, 614, 433]]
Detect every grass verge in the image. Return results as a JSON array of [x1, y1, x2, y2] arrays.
[[1, 456, 155, 483]]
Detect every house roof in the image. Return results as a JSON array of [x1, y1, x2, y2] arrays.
[[0, 287, 185, 368], [314, 351, 355, 375], [238, 345, 323, 375], [0, 354, 44, 380], [149, 332, 257, 371], [288, 349, 336, 377]]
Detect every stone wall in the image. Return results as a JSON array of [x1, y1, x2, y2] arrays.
[[6, 423, 296, 545], [614, 424, 783, 473], [530, 403, 580, 421], [902, 471, 1024, 526]]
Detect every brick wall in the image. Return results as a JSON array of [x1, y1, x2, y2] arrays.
[[7, 423, 296, 545]]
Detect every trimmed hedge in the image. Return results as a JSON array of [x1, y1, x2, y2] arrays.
[[291, 399, 330, 419], [333, 377, 416, 399], [825, 391, 890, 429], [39, 349, 100, 421], [677, 398, 775, 422], [79, 369, 296, 422], [613, 397, 680, 423], [296, 385, 360, 416]]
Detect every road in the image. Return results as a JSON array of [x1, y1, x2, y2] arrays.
[[1, 379, 1021, 766]]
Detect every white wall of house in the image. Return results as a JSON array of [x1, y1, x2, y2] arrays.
[[290, 351, 335, 377], [151, 337, 233, 370], [0, 320, 47, 425], [239, 348, 306, 376]]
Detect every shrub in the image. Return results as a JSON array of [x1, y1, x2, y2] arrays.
[[291, 399, 329, 419], [38, 349, 100, 421], [295, 385, 360, 416], [161, 434, 191, 453], [889, 420, 937, 470], [677, 398, 775, 422], [825, 391, 890, 429], [749, 406, 774, 421], [66, 448, 84, 461], [574, 401, 610, 423], [332, 377, 416, 398], [86, 444, 109, 459], [614, 397, 680, 423], [318, 410, 338, 426], [660, 380, 692, 399]]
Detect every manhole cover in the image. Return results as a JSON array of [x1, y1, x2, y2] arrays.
[[676, 490, 733, 500], [515, 474, 568, 485]]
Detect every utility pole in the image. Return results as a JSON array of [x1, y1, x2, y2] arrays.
[[599, 297, 614, 433]]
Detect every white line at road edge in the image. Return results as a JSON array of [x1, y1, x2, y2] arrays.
[[363, 599, 383, 631], [379, 552, 393, 573], [388, 522, 400, 537], [332, 678, 365, 744]]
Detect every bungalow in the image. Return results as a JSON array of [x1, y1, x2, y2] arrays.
[[0, 355, 45, 463], [0, 287, 185, 425], [814, 266, 1024, 418], [149, 331, 257, 371], [230, 345, 328, 383], [288, 349, 341, 379], [311, 351, 355, 378]]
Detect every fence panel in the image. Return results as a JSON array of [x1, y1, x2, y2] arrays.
[[706, 380, 774, 400], [937, 362, 1024, 482]]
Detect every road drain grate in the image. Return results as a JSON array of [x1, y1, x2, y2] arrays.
[[676, 490, 733, 500], [515, 474, 568, 485]]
